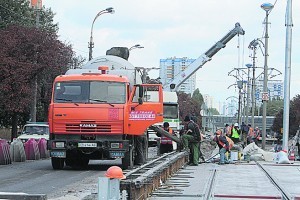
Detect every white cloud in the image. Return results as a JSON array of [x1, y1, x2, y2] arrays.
[[44, 0, 300, 102]]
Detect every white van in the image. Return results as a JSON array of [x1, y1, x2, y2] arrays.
[[17, 123, 49, 143]]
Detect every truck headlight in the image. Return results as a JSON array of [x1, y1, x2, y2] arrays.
[[55, 142, 65, 148]]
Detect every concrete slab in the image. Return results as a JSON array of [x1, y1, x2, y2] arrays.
[[149, 161, 300, 199]]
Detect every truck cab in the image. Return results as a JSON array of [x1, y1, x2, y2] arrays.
[[48, 55, 163, 170]]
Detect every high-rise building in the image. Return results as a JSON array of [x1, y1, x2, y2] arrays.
[[255, 75, 283, 103], [159, 57, 196, 94]]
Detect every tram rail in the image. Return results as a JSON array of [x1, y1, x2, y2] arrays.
[[256, 161, 293, 200]]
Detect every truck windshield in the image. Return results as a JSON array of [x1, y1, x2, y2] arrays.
[[54, 81, 126, 104], [23, 126, 49, 135], [163, 104, 178, 119]]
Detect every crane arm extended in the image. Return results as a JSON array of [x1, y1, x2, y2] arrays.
[[163, 23, 245, 92]]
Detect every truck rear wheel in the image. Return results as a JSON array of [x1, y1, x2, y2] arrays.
[[51, 157, 65, 170]]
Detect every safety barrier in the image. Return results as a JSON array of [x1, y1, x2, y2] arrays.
[[38, 138, 49, 159], [10, 139, 26, 162], [0, 139, 12, 165], [25, 138, 40, 160]]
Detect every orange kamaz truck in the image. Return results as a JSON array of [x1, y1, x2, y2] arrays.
[[48, 54, 163, 169]]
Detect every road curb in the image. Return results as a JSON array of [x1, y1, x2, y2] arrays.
[[0, 192, 47, 200]]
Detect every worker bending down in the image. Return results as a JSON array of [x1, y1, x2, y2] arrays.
[[214, 129, 233, 165]]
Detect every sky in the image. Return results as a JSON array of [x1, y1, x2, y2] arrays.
[[43, 0, 300, 106]]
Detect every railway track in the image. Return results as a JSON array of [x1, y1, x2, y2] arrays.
[[204, 161, 297, 199], [120, 151, 188, 200], [256, 162, 293, 200], [147, 160, 300, 200]]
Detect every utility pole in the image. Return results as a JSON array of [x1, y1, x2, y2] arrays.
[[237, 80, 243, 125], [30, 0, 41, 122], [251, 48, 257, 128], [245, 64, 252, 125], [283, 0, 293, 151]]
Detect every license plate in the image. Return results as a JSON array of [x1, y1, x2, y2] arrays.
[[78, 143, 97, 148], [51, 151, 66, 158], [110, 143, 120, 148], [110, 152, 125, 158]]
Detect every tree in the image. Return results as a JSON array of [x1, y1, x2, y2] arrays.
[[0, 25, 73, 140], [191, 89, 204, 126], [207, 108, 219, 115], [177, 89, 204, 128], [0, 0, 58, 33], [272, 95, 300, 137]]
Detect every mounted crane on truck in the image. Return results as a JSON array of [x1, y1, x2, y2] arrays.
[[163, 22, 245, 92], [48, 53, 163, 170], [148, 23, 245, 153]]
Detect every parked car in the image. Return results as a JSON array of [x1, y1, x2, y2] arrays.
[[17, 123, 49, 143]]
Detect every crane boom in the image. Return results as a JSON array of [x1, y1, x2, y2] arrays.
[[163, 22, 245, 92]]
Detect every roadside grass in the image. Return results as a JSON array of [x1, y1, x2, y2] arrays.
[[0, 128, 11, 141]]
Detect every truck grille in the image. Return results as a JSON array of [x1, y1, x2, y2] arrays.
[[63, 121, 123, 134]]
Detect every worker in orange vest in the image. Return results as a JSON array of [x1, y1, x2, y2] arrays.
[[247, 124, 254, 145], [213, 129, 233, 165], [157, 122, 174, 154]]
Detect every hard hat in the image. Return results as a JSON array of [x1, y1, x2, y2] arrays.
[[105, 166, 126, 180], [216, 129, 222, 135], [234, 123, 239, 127]]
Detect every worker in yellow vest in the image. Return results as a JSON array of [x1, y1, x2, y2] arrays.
[[231, 123, 240, 144]]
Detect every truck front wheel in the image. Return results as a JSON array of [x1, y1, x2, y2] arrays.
[[122, 146, 134, 170], [134, 135, 148, 165], [51, 157, 65, 170]]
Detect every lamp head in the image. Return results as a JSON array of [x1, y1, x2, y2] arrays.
[[134, 44, 144, 49], [249, 39, 259, 48], [261, 3, 274, 12], [246, 64, 252, 68], [106, 7, 115, 14]]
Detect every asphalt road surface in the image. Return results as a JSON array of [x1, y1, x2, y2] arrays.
[[0, 147, 159, 199], [0, 158, 123, 199]]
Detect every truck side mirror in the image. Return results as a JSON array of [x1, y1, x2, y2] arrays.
[[138, 86, 143, 98], [138, 86, 143, 104]]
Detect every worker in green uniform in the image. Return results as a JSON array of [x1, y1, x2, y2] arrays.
[[182, 115, 200, 166]]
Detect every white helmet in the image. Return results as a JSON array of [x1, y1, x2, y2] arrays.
[[234, 123, 239, 127]]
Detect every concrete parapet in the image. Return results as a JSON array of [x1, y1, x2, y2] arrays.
[[0, 139, 12, 165], [37, 138, 49, 159], [0, 192, 46, 200], [25, 138, 40, 160], [10, 139, 26, 162]]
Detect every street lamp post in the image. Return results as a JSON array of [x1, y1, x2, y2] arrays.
[[261, 2, 274, 150], [248, 39, 259, 128], [88, 7, 114, 61], [129, 44, 144, 51], [228, 68, 248, 124]]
